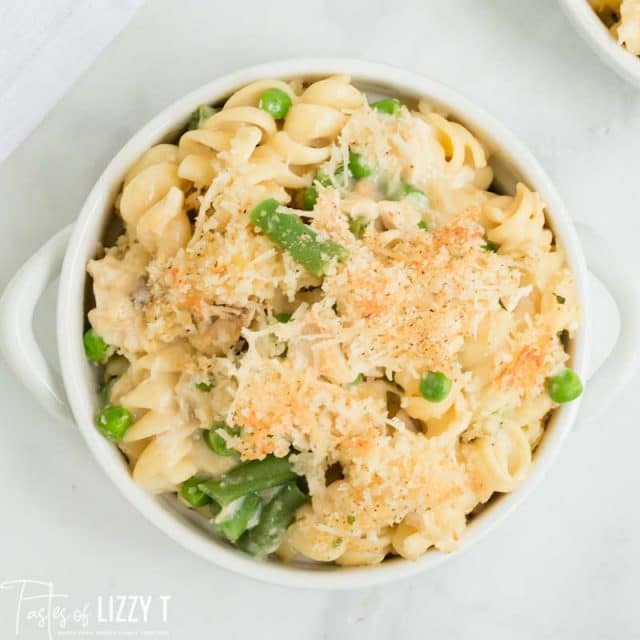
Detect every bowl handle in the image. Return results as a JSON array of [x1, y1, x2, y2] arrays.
[[575, 222, 640, 424], [0, 225, 73, 424]]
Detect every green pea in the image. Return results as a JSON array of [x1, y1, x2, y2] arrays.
[[349, 215, 368, 238], [180, 476, 213, 508], [482, 241, 499, 252], [401, 185, 430, 211], [195, 381, 212, 391], [417, 220, 428, 230], [95, 405, 133, 441], [419, 372, 452, 402], [301, 172, 339, 210], [348, 151, 373, 179], [187, 104, 216, 130], [274, 312, 292, 323], [258, 88, 292, 119], [83, 329, 109, 364], [203, 421, 239, 457], [301, 187, 318, 211], [371, 98, 401, 116], [546, 368, 582, 403]]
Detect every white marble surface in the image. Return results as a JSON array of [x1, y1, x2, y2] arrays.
[[1, 0, 639, 638]]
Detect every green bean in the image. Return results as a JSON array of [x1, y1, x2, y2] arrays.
[[238, 482, 308, 557], [371, 98, 401, 116], [212, 493, 261, 542], [195, 381, 213, 391], [180, 476, 213, 508], [83, 329, 109, 364], [198, 454, 297, 506], [348, 151, 373, 179], [250, 199, 347, 277], [419, 371, 452, 402], [187, 104, 216, 130], [546, 368, 582, 403], [274, 312, 292, 323], [203, 421, 239, 457], [95, 405, 133, 441], [258, 88, 292, 119]]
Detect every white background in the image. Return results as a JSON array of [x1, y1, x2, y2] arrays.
[[1, 0, 639, 638]]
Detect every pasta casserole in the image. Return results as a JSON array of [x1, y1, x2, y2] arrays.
[[84, 75, 582, 566], [589, 0, 640, 54]]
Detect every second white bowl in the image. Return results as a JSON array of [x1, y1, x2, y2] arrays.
[[559, 0, 640, 87]]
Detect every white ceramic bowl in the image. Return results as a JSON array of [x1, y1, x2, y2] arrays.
[[2, 59, 640, 589], [559, 0, 640, 87]]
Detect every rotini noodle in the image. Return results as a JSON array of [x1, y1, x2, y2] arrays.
[[589, 0, 640, 54]]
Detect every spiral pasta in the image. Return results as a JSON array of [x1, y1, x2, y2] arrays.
[[85, 75, 581, 566], [589, 0, 640, 54]]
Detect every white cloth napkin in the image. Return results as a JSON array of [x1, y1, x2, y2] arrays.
[[0, 0, 144, 163]]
